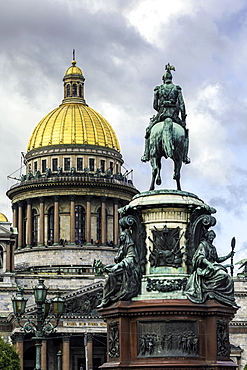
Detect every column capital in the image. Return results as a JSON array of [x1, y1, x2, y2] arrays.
[[85, 195, 92, 202], [69, 195, 76, 201], [17, 200, 24, 208], [101, 196, 106, 202], [113, 198, 119, 205], [62, 334, 71, 342], [39, 196, 45, 203], [11, 332, 25, 344], [26, 198, 32, 205], [12, 203, 18, 211], [53, 195, 59, 202], [85, 333, 93, 343]]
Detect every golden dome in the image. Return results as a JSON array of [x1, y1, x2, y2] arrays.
[[27, 103, 120, 151], [0, 213, 8, 222], [27, 59, 120, 151], [65, 60, 83, 76]]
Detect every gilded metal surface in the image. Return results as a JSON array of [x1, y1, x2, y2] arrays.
[[65, 60, 83, 75], [0, 213, 8, 222], [27, 103, 120, 151]]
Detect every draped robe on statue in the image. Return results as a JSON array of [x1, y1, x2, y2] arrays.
[[185, 240, 236, 307]]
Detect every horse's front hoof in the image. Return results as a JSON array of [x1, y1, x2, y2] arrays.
[[156, 178, 161, 185]]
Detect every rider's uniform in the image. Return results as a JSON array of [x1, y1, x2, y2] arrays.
[[153, 81, 186, 128]]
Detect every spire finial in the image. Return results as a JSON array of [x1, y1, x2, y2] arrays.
[[73, 49, 75, 61]]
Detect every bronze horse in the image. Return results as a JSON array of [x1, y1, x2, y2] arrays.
[[149, 118, 186, 191]]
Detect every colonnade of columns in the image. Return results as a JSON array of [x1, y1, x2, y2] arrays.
[[13, 332, 97, 370], [12, 195, 120, 249]]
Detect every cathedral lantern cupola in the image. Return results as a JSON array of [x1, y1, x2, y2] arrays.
[[62, 51, 86, 104]]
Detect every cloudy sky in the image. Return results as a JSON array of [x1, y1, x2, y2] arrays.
[[1, 0, 247, 273]]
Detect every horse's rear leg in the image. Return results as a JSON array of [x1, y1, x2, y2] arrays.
[[173, 158, 182, 191], [149, 168, 157, 191], [149, 157, 157, 191], [156, 158, 162, 186]]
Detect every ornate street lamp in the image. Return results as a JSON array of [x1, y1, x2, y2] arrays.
[[12, 278, 65, 370]]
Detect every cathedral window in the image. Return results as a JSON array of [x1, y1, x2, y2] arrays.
[[72, 84, 77, 97], [32, 209, 38, 247], [97, 207, 108, 242], [64, 158, 70, 171], [110, 161, 114, 173], [77, 158, 83, 171], [79, 84, 82, 97], [34, 161, 37, 172], [100, 160, 105, 173], [89, 158, 95, 172], [97, 207, 102, 242], [75, 205, 85, 244], [66, 84, 71, 97], [48, 207, 54, 244], [52, 158, 58, 172], [42, 160, 47, 173]]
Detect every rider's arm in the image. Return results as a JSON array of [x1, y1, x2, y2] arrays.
[[177, 86, 186, 122], [153, 86, 159, 112]]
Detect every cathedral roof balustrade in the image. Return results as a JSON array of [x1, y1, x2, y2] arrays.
[[9, 173, 135, 191]]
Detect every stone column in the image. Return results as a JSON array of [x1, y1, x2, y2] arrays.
[[84, 333, 93, 370], [85, 196, 92, 244], [113, 198, 119, 246], [12, 203, 18, 249], [39, 197, 45, 246], [101, 197, 106, 244], [13, 333, 24, 370], [17, 201, 24, 249], [41, 339, 47, 370], [10, 241, 15, 272], [62, 335, 70, 370], [5, 243, 10, 272], [26, 199, 32, 248], [70, 195, 76, 244], [54, 196, 59, 245]]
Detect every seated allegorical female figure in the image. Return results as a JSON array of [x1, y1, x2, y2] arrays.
[[97, 229, 141, 308], [185, 230, 237, 307]]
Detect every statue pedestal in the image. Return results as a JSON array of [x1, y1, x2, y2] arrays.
[[99, 299, 237, 370], [99, 190, 237, 370], [131, 190, 214, 300]]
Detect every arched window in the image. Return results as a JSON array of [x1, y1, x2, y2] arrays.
[[79, 84, 82, 97], [48, 207, 54, 244], [96, 207, 108, 242], [72, 84, 77, 97], [32, 209, 38, 247], [66, 84, 71, 97], [75, 205, 85, 243]]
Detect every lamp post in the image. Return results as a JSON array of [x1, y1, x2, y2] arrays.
[[12, 278, 65, 370]]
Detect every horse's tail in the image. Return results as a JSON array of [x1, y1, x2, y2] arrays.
[[163, 118, 174, 158]]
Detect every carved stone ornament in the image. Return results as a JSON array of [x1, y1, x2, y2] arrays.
[[64, 291, 103, 316], [149, 226, 183, 268], [108, 320, 120, 358], [138, 320, 198, 357], [217, 319, 229, 358], [146, 277, 187, 293]]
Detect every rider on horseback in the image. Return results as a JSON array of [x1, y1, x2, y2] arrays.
[[141, 64, 190, 164]]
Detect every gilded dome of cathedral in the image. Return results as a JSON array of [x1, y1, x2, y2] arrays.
[[0, 213, 8, 222], [27, 60, 120, 151]]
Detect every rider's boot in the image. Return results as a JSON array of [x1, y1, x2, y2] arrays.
[[141, 138, 150, 162], [183, 130, 190, 164]]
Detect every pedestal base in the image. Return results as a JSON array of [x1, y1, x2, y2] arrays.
[[99, 299, 237, 370]]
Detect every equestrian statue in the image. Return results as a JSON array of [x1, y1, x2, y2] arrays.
[[141, 64, 190, 191]]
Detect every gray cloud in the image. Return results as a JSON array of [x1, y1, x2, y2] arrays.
[[1, 0, 247, 264]]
